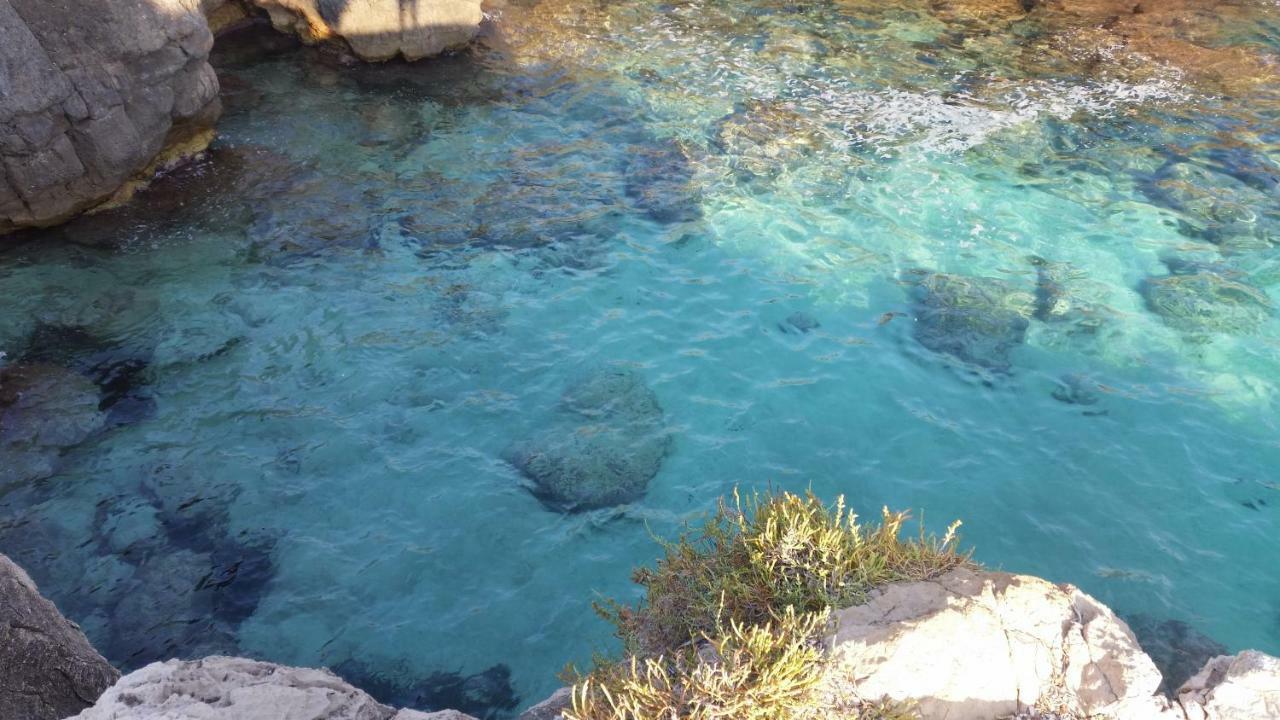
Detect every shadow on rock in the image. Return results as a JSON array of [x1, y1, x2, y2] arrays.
[[331, 658, 519, 719], [1127, 615, 1228, 696]]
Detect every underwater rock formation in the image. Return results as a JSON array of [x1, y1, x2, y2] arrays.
[[0, 552, 119, 720], [506, 367, 671, 512], [910, 272, 1035, 371], [0, 363, 108, 491], [0, 0, 222, 234], [1129, 615, 1229, 696], [622, 139, 703, 224], [713, 100, 833, 180], [332, 659, 519, 719], [249, 0, 483, 62], [1140, 160, 1277, 251], [71, 656, 478, 720], [1142, 268, 1273, 335]]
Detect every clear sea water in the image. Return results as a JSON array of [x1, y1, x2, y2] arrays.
[[2, 0, 1279, 715]]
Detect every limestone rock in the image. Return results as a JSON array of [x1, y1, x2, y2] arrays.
[[0, 0, 222, 234], [518, 687, 571, 720], [0, 552, 119, 720], [252, 0, 483, 61], [1177, 651, 1280, 720], [72, 656, 482, 720], [823, 567, 1165, 719]]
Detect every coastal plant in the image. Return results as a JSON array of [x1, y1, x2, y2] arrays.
[[565, 489, 969, 720]]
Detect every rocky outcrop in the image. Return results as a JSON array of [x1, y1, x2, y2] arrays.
[[250, 0, 483, 61], [824, 567, 1166, 719], [0, 0, 483, 236], [0, 0, 222, 234], [1178, 651, 1280, 720], [822, 567, 1280, 720], [71, 656, 480, 720], [0, 552, 119, 720], [506, 367, 671, 512]]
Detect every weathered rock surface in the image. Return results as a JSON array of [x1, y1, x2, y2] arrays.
[[821, 567, 1280, 720], [252, 0, 483, 61], [1178, 650, 1280, 720], [0, 552, 119, 720], [824, 566, 1166, 719], [71, 656, 481, 720], [0, 0, 222, 234], [516, 687, 570, 720]]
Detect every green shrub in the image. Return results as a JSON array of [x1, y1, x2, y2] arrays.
[[566, 489, 969, 720]]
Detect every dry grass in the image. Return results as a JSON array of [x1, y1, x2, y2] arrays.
[[565, 489, 969, 720]]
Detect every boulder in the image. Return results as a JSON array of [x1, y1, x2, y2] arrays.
[[251, 0, 483, 61], [1177, 651, 1280, 720], [910, 272, 1034, 371], [1142, 271, 1273, 335], [0, 0, 222, 234], [506, 368, 671, 512], [0, 552, 119, 720], [71, 656, 481, 720], [823, 567, 1166, 719]]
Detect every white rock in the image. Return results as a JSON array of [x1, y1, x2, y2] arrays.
[[1178, 651, 1280, 720], [823, 567, 1166, 719], [71, 656, 481, 720]]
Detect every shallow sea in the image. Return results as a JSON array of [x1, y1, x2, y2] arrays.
[[2, 0, 1279, 715]]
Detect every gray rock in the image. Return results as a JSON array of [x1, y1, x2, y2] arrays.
[[0, 363, 108, 492], [518, 687, 571, 720], [0, 552, 119, 720], [507, 368, 671, 512], [252, 0, 483, 61], [1129, 615, 1229, 696], [71, 656, 481, 720], [0, 0, 222, 234], [911, 272, 1034, 371]]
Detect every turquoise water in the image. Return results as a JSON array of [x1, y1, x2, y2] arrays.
[[2, 1, 1280, 715]]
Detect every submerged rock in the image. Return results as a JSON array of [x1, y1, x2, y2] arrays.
[[910, 272, 1034, 371], [333, 659, 519, 719], [0, 0, 221, 235], [0, 363, 107, 491], [1128, 615, 1228, 696], [507, 368, 671, 512], [1140, 160, 1277, 251], [1141, 270, 1273, 335], [778, 311, 821, 334], [713, 100, 832, 179], [1051, 373, 1101, 406], [0, 552, 119, 720], [71, 656, 478, 720], [623, 139, 703, 224]]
